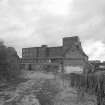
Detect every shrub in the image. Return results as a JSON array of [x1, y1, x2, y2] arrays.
[[0, 42, 20, 81]]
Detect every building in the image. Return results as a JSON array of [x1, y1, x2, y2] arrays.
[[89, 60, 105, 72], [21, 36, 88, 74]]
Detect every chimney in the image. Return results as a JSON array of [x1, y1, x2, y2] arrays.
[[63, 36, 81, 51], [41, 45, 47, 48]]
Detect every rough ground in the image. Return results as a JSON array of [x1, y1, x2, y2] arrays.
[[0, 71, 97, 105], [55, 87, 97, 105]]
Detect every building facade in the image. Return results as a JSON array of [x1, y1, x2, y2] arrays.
[[21, 36, 88, 74]]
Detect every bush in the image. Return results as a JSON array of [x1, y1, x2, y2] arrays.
[[0, 42, 20, 81]]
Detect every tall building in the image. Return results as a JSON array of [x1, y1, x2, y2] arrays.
[[21, 36, 88, 74]]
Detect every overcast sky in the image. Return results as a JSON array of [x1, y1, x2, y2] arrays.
[[0, 0, 105, 61]]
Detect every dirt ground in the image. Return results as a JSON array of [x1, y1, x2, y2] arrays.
[[0, 71, 97, 105]]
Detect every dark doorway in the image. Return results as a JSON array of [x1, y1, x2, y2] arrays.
[[28, 64, 32, 70]]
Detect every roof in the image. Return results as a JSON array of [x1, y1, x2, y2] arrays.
[[22, 36, 88, 59], [22, 46, 63, 58], [63, 43, 88, 57], [22, 45, 88, 59]]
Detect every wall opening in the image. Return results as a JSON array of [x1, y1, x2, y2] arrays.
[[28, 64, 32, 70]]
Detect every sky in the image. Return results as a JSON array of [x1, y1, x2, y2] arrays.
[[0, 0, 105, 61]]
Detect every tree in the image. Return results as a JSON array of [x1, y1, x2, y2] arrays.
[[0, 41, 20, 81], [6, 47, 20, 80]]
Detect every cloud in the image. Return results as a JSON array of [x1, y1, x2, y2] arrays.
[[83, 40, 105, 61], [70, 0, 105, 39], [0, 0, 105, 60]]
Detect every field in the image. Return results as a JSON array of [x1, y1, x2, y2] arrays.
[[0, 70, 97, 105]]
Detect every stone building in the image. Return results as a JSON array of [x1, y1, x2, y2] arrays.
[[21, 36, 88, 74]]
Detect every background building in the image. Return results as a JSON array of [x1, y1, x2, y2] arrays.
[[89, 60, 105, 72]]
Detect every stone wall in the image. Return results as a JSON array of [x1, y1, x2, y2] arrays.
[[21, 36, 88, 73]]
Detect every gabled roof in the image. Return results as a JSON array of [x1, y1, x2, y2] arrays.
[[63, 44, 88, 58]]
